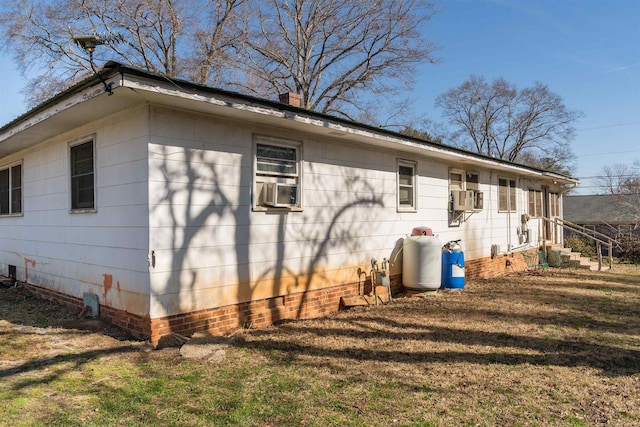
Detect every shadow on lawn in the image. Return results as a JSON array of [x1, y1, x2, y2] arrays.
[[469, 272, 639, 327], [408, 288, 640, 336], [0, 286, 134, 341], [0, 346, 139, 390], [234, 319, 640, 377], [549, 268, 640, 288], [0, 286, 141, 391], [231, 269, 640, 378], [442, 306, 638, 335]]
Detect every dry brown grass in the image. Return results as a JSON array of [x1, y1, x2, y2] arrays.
[[231, 266, 640, 426], [1, 265, 639, 426]]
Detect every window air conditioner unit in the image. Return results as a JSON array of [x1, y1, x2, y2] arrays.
[[473, 191, 484, 211], [264, 182, 298, 207], [452, 190, 474, 211]]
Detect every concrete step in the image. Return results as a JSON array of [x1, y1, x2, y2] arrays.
[[560, 252, 581, 263], [570, 257, 599, 270], [550, 245, 600, 270], [581, 262, 600, 271]]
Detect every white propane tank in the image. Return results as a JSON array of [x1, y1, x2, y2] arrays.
[[402, 235, 442, 291]]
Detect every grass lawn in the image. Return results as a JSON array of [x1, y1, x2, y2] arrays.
[[1, 266, 639, 426]]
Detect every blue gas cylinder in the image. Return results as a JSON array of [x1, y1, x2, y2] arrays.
[[441, 251, 465, 289]]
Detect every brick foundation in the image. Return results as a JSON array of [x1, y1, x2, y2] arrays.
[[464, 250, 533, 279], [12, 252, 532, 345], [22, 282, 152, 338], [148, 274, 404, 345]]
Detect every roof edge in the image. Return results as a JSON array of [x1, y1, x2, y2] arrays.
[[2, 61, 578, 183], [0, 65, 122, 134]]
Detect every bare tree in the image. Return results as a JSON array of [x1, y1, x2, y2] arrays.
[[0, 0, 241, 103], [597, 162, 640, 195], [234, 0, 439, 119], [182, 0, 245, 86], [434, 75, 582, 173], [1, 0, 437, 121], [595, 162, 640, 261], [1, 0, 91, 104], [517, 146, 575, 176], [399, 116, 447, 144]]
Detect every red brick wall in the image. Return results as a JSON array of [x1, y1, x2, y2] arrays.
[[147, 273, 406, 344], [464, 250, 532, 279], [147, 277, 387, 344], [16, 253, 530, 345], [23, 282, 152, 339]]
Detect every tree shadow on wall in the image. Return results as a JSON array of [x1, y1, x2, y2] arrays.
[[151, 143, 384, 331], [151, 145, 249, 322], [242, 164, 384, 320]]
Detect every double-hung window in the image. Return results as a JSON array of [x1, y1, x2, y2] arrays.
[[528, 189, 543, 217], [449, 170, 464, 191], [498, 178, 516, 212], [70, 140, 95, 211], [0, 162, 22, 216], [449, 170, 480, 192], [397, 160, 417, 211], [549, 192, 560, 217], [254, 136, 301, 209], [449, 169, 482, 212], [465, 172, 479, 191]]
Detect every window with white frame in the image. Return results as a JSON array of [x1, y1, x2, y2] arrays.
[[449, 170, 464, 191], [465, 171, 479, 191], [70, 140, 95, 211], [498, 178, 516, 212], [549, 192, 560, 217], [397, 160, 417, 211], [254, 136, 302, 209], [528, 189, 543, 217], [448, 169, 483, 212], [0, 162, 22, 215], [449, 169, 479, 191]]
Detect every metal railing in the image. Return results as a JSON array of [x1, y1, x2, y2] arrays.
[[540, 216, 621, 270]]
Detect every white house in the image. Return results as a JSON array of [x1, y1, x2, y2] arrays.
[[0, 62, 578, 343]]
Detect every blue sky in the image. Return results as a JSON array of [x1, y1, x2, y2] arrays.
[[1, 0, 639, 194], [415, 0, 640, 193]]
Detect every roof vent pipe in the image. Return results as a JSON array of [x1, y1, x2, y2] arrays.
[[279, 92, 301, 108]]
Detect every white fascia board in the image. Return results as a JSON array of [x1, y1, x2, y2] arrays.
[[0, 75, 123, 155], [118, 75, 575, 185], [121, 76, 288, 121], [291, 112, 578, 184], [1, 68, 574, 186]]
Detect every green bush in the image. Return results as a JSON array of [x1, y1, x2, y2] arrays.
[[564, 236, 597, 258]]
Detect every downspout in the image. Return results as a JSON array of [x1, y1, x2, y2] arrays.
[[506, 178, 512, 252], [489, 170, 495, 256], [507, 198, 512, 251]]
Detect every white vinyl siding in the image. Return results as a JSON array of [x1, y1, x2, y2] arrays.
[[0, 107, 151, 318]]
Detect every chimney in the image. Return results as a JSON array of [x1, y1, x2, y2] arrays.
[[279, 92, 301, 108]]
